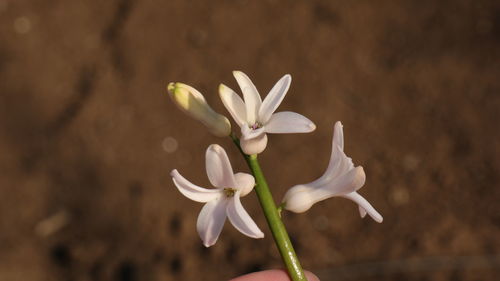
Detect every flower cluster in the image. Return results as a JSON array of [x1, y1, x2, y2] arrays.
[[168, 71, 382, 247]]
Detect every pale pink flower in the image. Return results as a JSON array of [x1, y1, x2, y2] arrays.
[[219, 71, 316, 155], [282, 122, 383, 223], [171, 144, 264, 247]]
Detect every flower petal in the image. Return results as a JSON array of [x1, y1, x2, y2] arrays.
[[264, 112, 316, 134], [234, 172, 255, 197], [233, 71, 261, 124], [171, 169, 221, 203], [312, 124, 354, 186], [291, 123, 358, 192], [309, 166, 366, 201], [258, 74, 291, 124], [227, 192, 264, 239], [332, 147, 355, 178], [197, 198, 228, 247], [296, 145, 339, 189], [219, 84, 247, 127], [342, 192, 383, 223], [206, 144, 237, 188]]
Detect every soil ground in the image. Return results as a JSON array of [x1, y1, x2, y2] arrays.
[[0, 0, 499, 280]]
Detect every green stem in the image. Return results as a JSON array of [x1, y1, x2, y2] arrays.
[[230, 134, 307, 281]]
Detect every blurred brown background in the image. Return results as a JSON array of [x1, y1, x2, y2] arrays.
[[0, 0, 499, 280]]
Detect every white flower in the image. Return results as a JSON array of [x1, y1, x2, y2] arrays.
[[281, 121, 383, 223], [219, 71, 316, 155], [167, 82, 231, 137], [171, 144, 264, 247]]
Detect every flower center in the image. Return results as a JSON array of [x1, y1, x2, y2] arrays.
[[249, 122, 262, 130], [223, 188, 236, 197]]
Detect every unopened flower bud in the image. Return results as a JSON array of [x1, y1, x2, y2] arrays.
[[167, 82, 231, 137]]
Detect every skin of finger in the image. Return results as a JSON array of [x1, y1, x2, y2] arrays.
[[229, 269, 320, 281]]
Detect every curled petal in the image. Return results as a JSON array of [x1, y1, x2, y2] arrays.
[[342, 192, 383, 223], [206, 144, 237, 188], [330, 146, 355, 179], [234, 172, 255, 197], [197, 198, 228, 247], [233, 71, 261, 124], [171, 169, 220, 203], [264, 112, 316, 134], [321, 145, 345, 182], [333, 121, 344, 150], [258, 74, 291, 124], [359, 206, 367, 218], [240, 133, 268, 155], [219, 84, 247, 127], [227, 192, 264, 239], [313, 123, 354, 186], [328, 122, 352, 175]]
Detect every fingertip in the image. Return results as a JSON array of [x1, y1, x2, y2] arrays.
[[305, 270, 320, 281]]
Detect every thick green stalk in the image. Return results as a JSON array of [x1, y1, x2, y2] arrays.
[[231, 135, 307, 281]]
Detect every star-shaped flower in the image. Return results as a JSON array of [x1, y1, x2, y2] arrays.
[[219, 71, 316, 155], [281, 121, 383, 223], [171, 144, 264, 247]]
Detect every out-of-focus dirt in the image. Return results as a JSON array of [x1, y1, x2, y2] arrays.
[[0, 0, 499, 280]]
